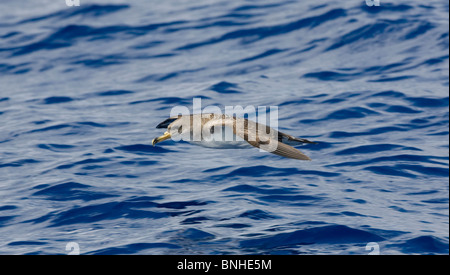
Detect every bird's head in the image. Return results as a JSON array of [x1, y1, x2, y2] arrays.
[[152, 116, 189, 146]]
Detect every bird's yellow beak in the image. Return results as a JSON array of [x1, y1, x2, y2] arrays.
[[152, 131, 171, 146]]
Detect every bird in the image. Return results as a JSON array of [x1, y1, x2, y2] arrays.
[[152, 113, 316, 160]]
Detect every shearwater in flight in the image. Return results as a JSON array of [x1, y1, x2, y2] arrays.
[[152, 114, 316, 160]]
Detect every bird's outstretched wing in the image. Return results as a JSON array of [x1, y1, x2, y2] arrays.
[[268, 141, 312, 160], [225, 116, 312, 161], [277, 131, 317, 146]]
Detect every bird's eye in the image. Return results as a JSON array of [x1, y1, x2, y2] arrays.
[[210, 126, 214, 134], [178, 125, 183, 134]]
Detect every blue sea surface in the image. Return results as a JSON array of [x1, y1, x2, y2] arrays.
[[0, 0, 448, 255]]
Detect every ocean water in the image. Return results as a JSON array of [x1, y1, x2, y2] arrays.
[[0, 0, 448, 255]]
